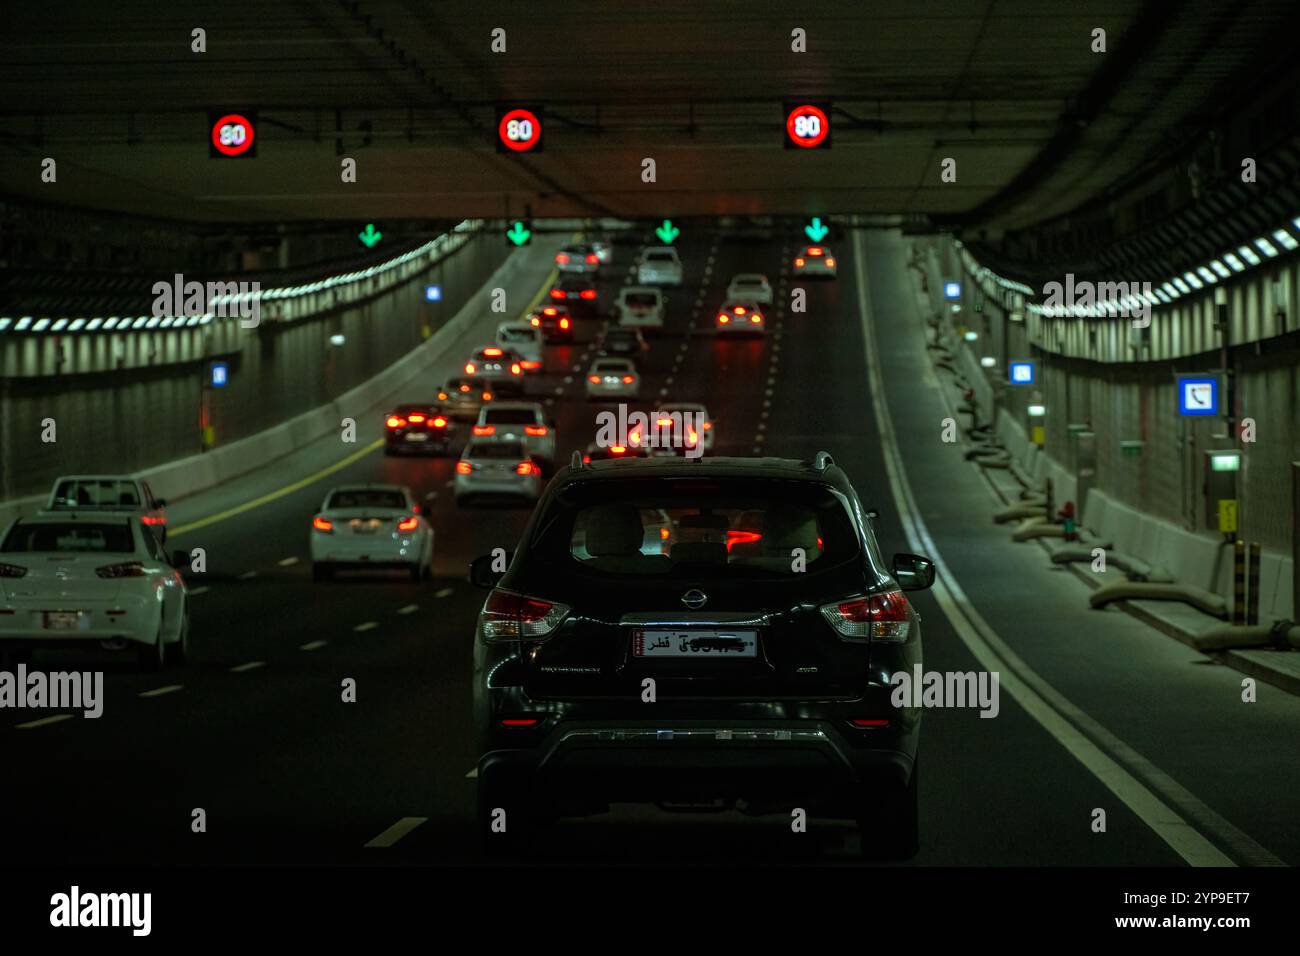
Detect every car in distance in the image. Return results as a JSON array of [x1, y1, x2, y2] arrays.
[[0, 513, 188, 670], [585, 357, 640, 401], [597, 326, 649, 358], [636, 246, 683, 286], [615, 286, 666, 334], [469, 452, 935, 860], [454, 439, 544, 507], [472, 402, 556, 471], [528, 305, 574, 344], [581, 441, 650, 464], [437, 377, 495, 421], [715, 300, 766, 335], [555, 243, 601, 275], [43, 475, 169, 543], [310, 484, 433, 583], [794, 245, 837, 278], [495, 322, 545, 373], [725, 273, 773, 305], [383, 404, 455, 456], [464, 346, 526, 397], [656, 402, 715, 454], [589, 238, 613, 264], [549, 275, 599, 316]]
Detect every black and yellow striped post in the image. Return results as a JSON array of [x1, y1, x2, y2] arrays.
[[1248, 542, 1261, 626], [1232, 540, 1246, 626]]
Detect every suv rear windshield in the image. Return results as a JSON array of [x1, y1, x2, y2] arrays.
[[3, 522, 134, 553], [485, 409, 538, 425], [327, 490, 406, 510], [533, 478, 860, 577], [51, 479, 141, 509]]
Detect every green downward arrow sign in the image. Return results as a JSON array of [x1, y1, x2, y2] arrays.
[[655, 219, 680, 244], [358, 223, 382, 248], [804, 217, 829, 242], [506, 221, 531, 246]]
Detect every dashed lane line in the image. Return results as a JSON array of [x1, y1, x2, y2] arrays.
[[364, 816, 428, 848], [299, 640, 328, 651], [138, 685, 184, 698], [16, 714, 75, 729], [229, 661, 266, 673]]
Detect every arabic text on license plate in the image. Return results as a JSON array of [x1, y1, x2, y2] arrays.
[[633, 630, 758, 658], [44, 611, 86, 631]]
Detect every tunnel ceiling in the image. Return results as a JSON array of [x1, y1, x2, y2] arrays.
[[2, 0, 1296, 229]]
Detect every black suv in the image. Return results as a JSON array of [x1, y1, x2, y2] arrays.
[[469, 452, 934, 859]]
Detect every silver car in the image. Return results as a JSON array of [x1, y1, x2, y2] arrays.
[[454, 439, 543, 507], [472, 402, 556, 469], [585, 357, 641, 400], [555, 243, 601, 275]]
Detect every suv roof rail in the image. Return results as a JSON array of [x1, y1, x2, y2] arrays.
[[570, 449, 587, 470], [813, 451, 835, 472]]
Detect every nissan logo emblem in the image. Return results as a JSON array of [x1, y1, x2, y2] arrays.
[[681, 589, 707, 609]]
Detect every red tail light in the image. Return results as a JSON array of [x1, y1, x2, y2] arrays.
[[750, 315, 762, 324], [515, 461, 538, 476], [530, 316, 541, 327], [559, 318, 570, 329], [609, 445, 627, 454], [458, 384, 471, 393], [521, 360, 542, 371], [96, 562, 147, 579], [733, 305, 745, 315], [479, 589, 571, 642], [580, 289, 597, 300], [456, 461, 474, 475], [510, 363, 522, 375], [724, 530, 762, 552], [312, 516, 334, 533], [795, 258, 805, 267], [588, 375, 601, 384], [501, 718, 540, 727], [481, 391, 493, 400], [0, 562, 29, 578], [825, 258, 836, 267], [386, 416, 405, 428], [556, 254, 570, 264], [140, 515, 165, 526], [542, 306, 558, 315], [431, 416, 448, 428], [808, 247, 823, 256], [819, 591, 911, 642], [484, 348, 503, 357], [702, 421, 712, 430], [622, 375, 635, 384], [397, 516, 419, 532], [464, 362, 477, 375], [472, 424, 496, 436], [585, 254, 598, 264], [524, 424, 548, 436], [717, 314, 730, 324], [851, 719, 890, 728], [550, 289, 564, 299], [407, 413, 426, 424]]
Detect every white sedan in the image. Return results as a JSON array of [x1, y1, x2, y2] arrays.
[[310, 485, 433, 582], [585, 357, 641, 400], [793, 245, 838, 278], [0, 513, 188, 670], [725, 273, 773, 305], [454, 439, 543, 507]]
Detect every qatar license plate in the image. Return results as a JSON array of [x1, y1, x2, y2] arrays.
[[44, 611, 88, 631], [633, 630, 758, 659]]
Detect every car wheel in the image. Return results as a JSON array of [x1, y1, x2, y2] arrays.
[[138, 621, 166, 672], [858, 759, 919, 861], [164, 603, 189, 666], [312, 563, 334, 583]]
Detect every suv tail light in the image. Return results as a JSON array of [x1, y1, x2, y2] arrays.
[[0, 562, 28, 578], [431, 416, 448, 428], [397, 516, 419, 532], [556, 254, 570, 264], [479, 589, 570, 642], [820, 591, 911, 642], [530, 316, 541, 327], [559, 317, 570, 329], [580, 288, 597, 300], [524, 424, 548, 436], [795, 258, 805, 267], [717, 314, 730, 323], [622, 375, 635, 384], [386, 416, 406, 429], [825, 258, 836, 267], [515, 461, 539, 476], [96, 562, 147, 579], [456, 461, 475, 475], [464, 362, 477, 375], [550, 289, 564, 299], [472, 424, 496, 436], [585, 253, 598, 264], [312, 516, 334, 533]]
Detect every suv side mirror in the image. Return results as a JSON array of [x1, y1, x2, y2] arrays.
[[893, 553, 935, 591], [469, 553, 511, 589], [171, 550, 190, 570]]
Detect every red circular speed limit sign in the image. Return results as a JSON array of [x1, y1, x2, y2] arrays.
[[211, 113, 256, 156], [498, 108, 542, 152], [785, 104, 830, 148]]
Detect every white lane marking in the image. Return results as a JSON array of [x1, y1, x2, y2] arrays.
[[659, 387, 669, 397], [444, 479, 455, 488], [299, 640, 328, 651], [563, 375, 574, 384], [354, 621, 379, 632], [237, 571, 257, 581], [188, 586, 210, 596], [230, 661, 266, 673], [850, 228, 1278, 868], [278, 556, 299, 567], [665, 376, 674, 385], [435, 587, 454, 598], [364, 816, 428, 848], [552, 387, 563, 396], [571, 363, 581, 372], [397, 604, 420, 615], [465, 768, 479, 779], [751, 445, 763, 455], [16, 714, 74, 729], [139, 684, 184, 698]]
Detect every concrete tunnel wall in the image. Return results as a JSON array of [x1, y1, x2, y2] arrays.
[[0, 229, 511, 502]]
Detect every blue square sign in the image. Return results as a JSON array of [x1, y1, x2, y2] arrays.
[[424, 284, 442, 302], [1177, 376, 1218, 416], [943, 281, 961, 300], [210, 362, 229, 388], [1009, 361, 1035, 385]]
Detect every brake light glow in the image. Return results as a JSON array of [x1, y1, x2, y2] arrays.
[[660, 527, 670, 540], [456, 461, 474, 475], [819, 591, 911, 642], [479, 589, 571, 641], [543, 306, 558, 315], [524, 425, 548, 436], [431, 417, 448, 428], [397, 516, 419, 532], [386, 416, 405, 428], [585, 254, 598, 264], [588, 375, 601, 384], [530, 316, 541, 327], [750, 315, 762, 324], [95, 561, 147, 579], [825, 258, 836, 267], [407, 413, 426, 423], [550, 289, 564, 299], [717, 314, 730, 323], [610, 445, 627, 454], [687, 429, 699, 443], [521, 360, 542, 371], [808, 247, 823, 256], [472, 425, 496, 436], [556, 254, 570, 264], [482, 391, 493, 400], [702, 421, 712, 430], [140, 515, 165, 526], [559, 318, 570, 329], [622, 375, 635, 384], [0, 563, 28, 578], [312, 516, 334, 533], [733, 305, 745, 315], [580, 289, 597, 300], [515, 461, 538, 476], [724, 530, 762, 552], [656, 417, 673, 426], [484, 348, 503, 357], [465, 362, 477, 375], [458, 384, 471, 392], [629, 431, 641, 444], [795, 258, 805, 267], [510, 363, 522, 375]]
